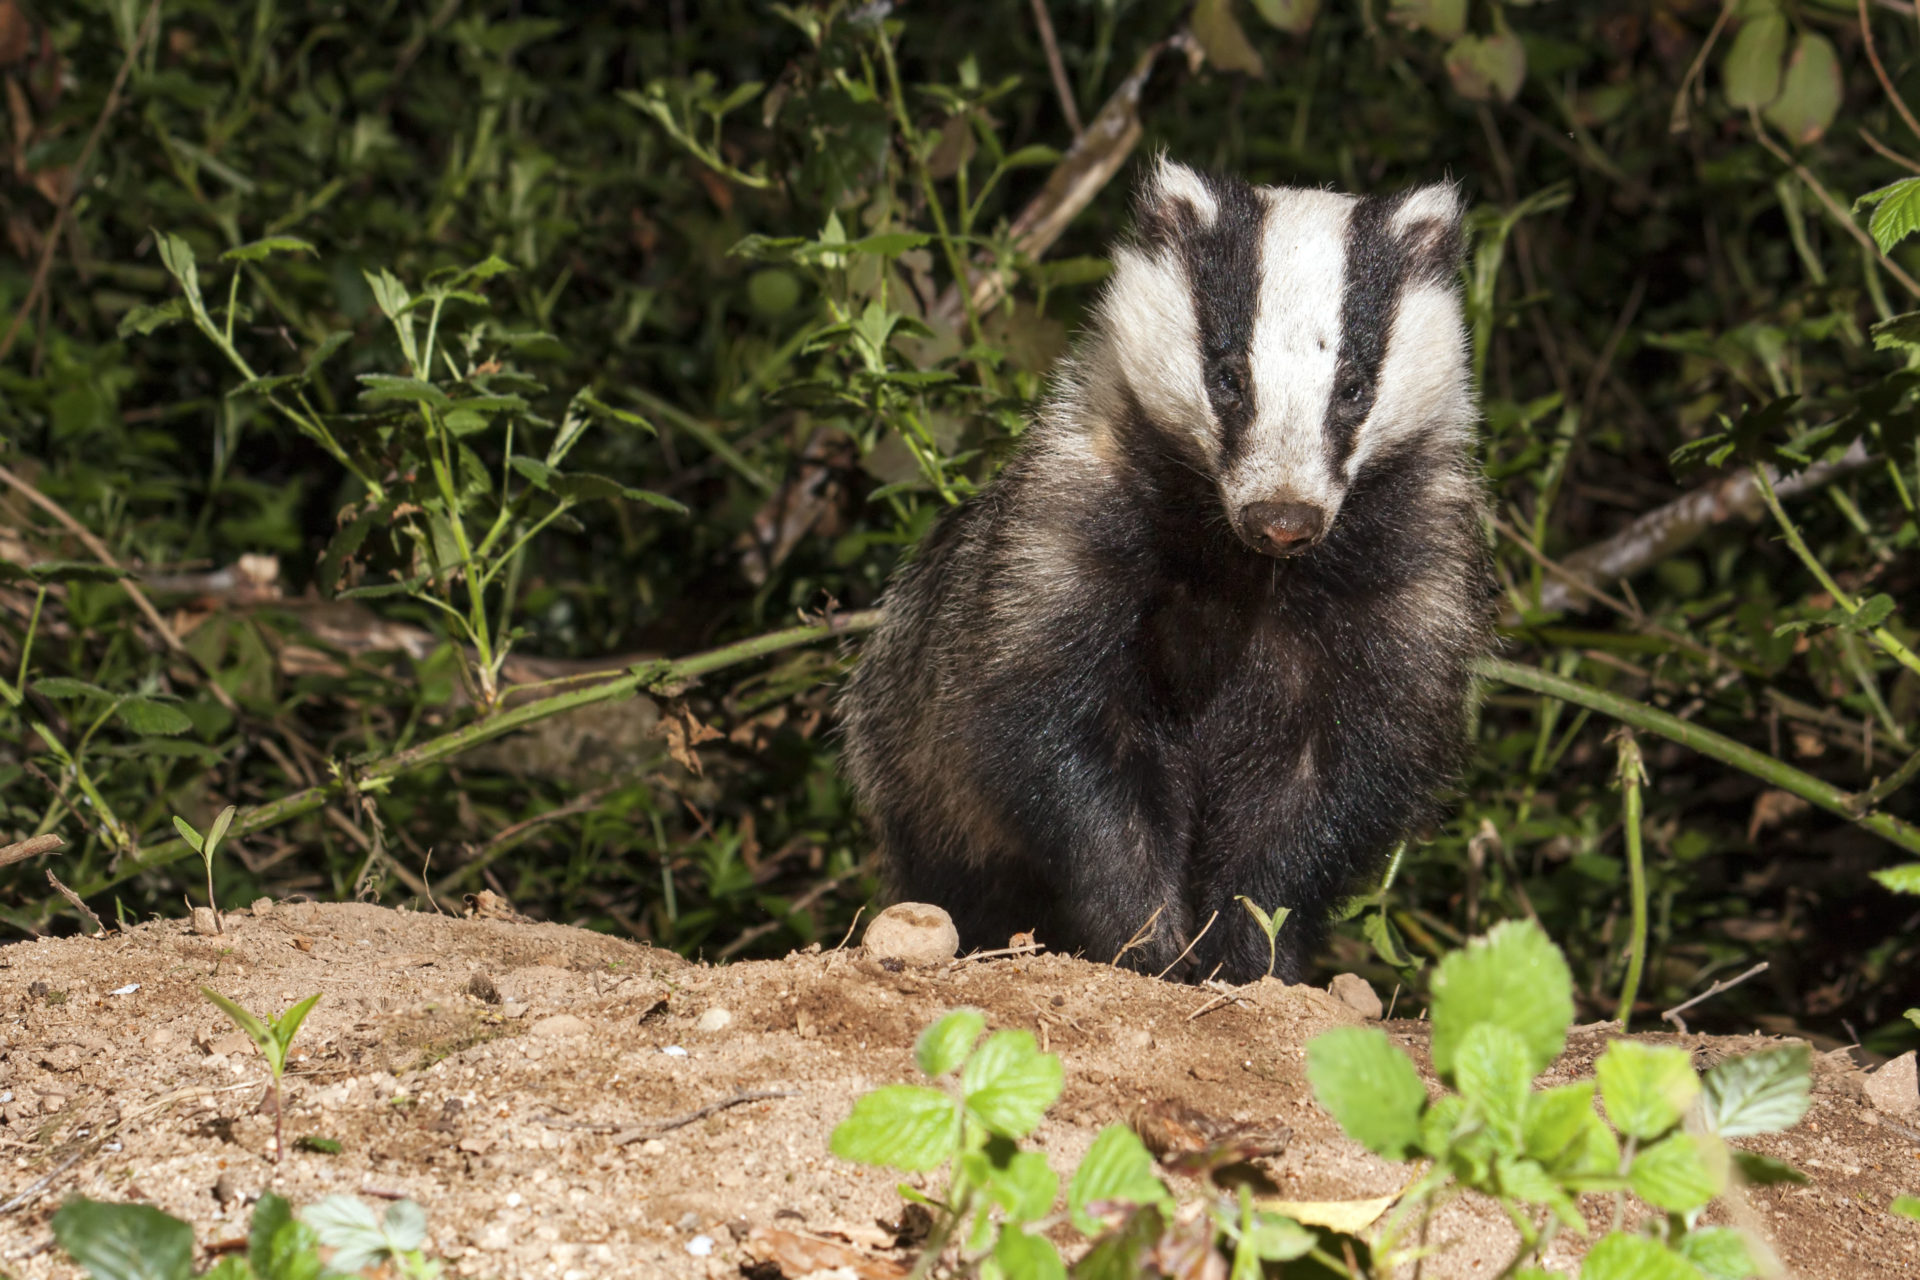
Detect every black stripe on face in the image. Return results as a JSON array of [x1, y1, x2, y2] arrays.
[[1168, 174, 1265, 462], [1324, 194, 1411, 468]]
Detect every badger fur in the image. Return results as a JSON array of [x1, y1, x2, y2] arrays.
[[839, 159, 1490, 984]]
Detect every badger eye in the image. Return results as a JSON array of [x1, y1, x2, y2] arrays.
[[1209, 360, 1245, 405], [1338, 379, 1367, 405]]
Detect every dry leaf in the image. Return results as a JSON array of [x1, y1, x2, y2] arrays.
[[744, 1225, 908, 1279]]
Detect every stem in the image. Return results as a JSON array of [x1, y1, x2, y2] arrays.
[[1477, 656, 1920, 856], [1613, 732, 1648, 1029], [1750, 465, 1920, 681], [46, 612, 883, 912]]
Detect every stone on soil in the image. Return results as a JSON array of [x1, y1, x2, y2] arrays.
[[1329, 972, 1384, 1019], [1864, 1050, 1918, 1117], [862, 902, 959, 966]]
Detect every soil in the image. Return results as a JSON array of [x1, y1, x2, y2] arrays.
[[0, 901, 1915, 1279]]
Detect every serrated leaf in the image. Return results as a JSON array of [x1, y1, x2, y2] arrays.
[[357, 374, 451, 409], [303, 1195, 388, 1272], [1630, 1132, 1726, 1214], [1496, 1153, 1587, 1233], [1857, 178, 1920, 255], [1875, 864, 1920, 894], [154, 230, 202, 304], [221, 236, 317, 262], [829, 1085, 957, 1171], [1429, 919, 1575, 1083], [1722, 14, 1786, 110], [1251, 0, 1319, 36], [1675, 1227, 1756, 1280], [1597, 1041, 1700, 1140], [1761, 33, 1839, 145], [1701, 1045, 1811, 1138], [1523, 1081, 1597, 1167], [1191, 0, 1264, 77], [117, 698, 193, 736], [993, 1227, 1065, 1280], [916, 1008, 985, 1079], [1582, 1231, 1707, 1280], [962, 1029, 1062, 1138], [380, 1199, 427, 1251], [1847, 594, 1897, 631], [985, 1149, 1058, 1223], [1446, 30, 1527, 103], [34, 676, 111, 699], [51, 1199, 195, 1280], [1454, 1022, 1533, 1144], [1068, 1124, 1171, 1235], [1306, 1026, 1428, 1159]]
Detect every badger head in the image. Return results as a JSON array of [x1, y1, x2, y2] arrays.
[[1090, 158, 1472, 558]]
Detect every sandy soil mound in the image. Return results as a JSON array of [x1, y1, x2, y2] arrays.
[[0, 901, 1914, 1278]]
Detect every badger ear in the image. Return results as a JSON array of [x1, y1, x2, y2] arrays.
[[1391, 180, 1466, 283], [1135, 155, 1219, 249]]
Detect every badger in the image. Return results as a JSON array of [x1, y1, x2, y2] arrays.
[[838, 159, 1491, 984]]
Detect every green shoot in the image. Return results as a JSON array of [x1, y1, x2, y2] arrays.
[[1234, 895, 1292, 979], [201, 987, 321, 1163]]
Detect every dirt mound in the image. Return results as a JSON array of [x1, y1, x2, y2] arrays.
[[0, 902, 1913, 1277]]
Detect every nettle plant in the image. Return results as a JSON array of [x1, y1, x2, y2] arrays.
[[833, 921, 1813, 1279], [829, 1009, 1322, 1279], [1306, 920, 1811, 1279]]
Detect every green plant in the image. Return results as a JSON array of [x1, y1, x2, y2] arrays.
[[201, 987, 320, 1163], [829, 1008, 1324, 1278], [51, 1191, 434, 1280], [1893, 1195, 1920, 1222], [1306, 919, 1811, 1278], [174, 803, 237, 919], [1234, 895, 1292, 980]]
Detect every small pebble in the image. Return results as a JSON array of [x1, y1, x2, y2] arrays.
[[1864, 1051, 1918, 1118], [863, 902, 959, 966], [640, 1138, 667, 1156], [1328, 973, 1384, 1020], [686, 1235, 714, 1257], [250, 897, 274, 918], [189, 907, 221, 936], [661, 1045, 689, 1058], [108, 983, 140, 996], [694, 1008, 733, 1034], [529, 1014, 589, 1039]]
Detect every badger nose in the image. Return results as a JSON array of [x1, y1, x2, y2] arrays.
[[1239, 500, 1325, 557]]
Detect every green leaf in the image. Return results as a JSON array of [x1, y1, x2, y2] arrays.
[[1523, 1081, 1597, 1166], [1761, 33, 1839, 145], [1305, 1026, 1428, 1159], [1857, 178, 1920, 255], [1454, 1022, 1534, 1144], [1722, 13, 1786, 110], [985, 1149, 1059, 1223], [293, 1135, 343, 1155], [1870, 311, 1920, 353], [1068, 1125, 1171, 1235], [1428, 919, 1574, 1084], [363, 268, 411, 319], [1582, 1232, 1708, 1280], [154, 230, 203, 307], [1240, 1208, 1315, 1261], [228, 373, 307, 398], [1675, 1227, 1756, 1280], [250, 1194, 325, 1280], [1891, 1195, 1920, 1221], [1190, 0, 1265, 77], [202, 987, 272, 1051], [357, 375, 451, 409], [302, 1195, 386, 1272], [1390, 0, 1466, 40], [117, 698, 193, 736], [29, 561, 133, 583], [205, 804, 238, 857], [117, 298, 191, 338], [1445, 30, 1527, 103], [1731, 1151, 1807, 1186], [172, 816, 205, 854], [1629, 1132, 1726, 1214], [962, 1030, 1063, 1138], [1701, 1045, 1810, 1138], [1596, 1041, 1700, 1140], [916, 1008, 985, 1079], [1251, 0, 1319, 36], [1848, 594, 1897, 631], [51, 1199, 195, 1280], [1873, 864, 1920, 894], [991, 1227, 1065, 1280], [829, 1085, 958, 1171], [843, 232, 934, 257], [273, 994, 322, 1059], [34, 676, 111, 699], [1907, 1008, 1920, 1030], [1495, 1154, 1587, 1233], [1363, 909, 1415, 967], [221, 236, 317, 262]]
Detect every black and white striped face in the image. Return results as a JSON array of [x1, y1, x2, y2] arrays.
[[1096, 159, 1472, 558]]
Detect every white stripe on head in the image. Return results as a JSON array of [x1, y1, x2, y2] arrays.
[[1343, 283, 1473, 478]]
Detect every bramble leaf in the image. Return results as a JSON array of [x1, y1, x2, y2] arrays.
[[1429, 919, 1574, 1083], [1630, 1132, 1726, 1214], [1596, 1041, 1699, 1140], [51, 1199, 195, 1280], [1701, 1045, 1810, 1138], [829, 1085, 958, 1171], [1306, 1026, 1428, 1159], [961, 1029, 1063, 1139], [1068, 1125, 1171, 1235], [1581, 1230, 1707, 1280], [915, 1008, 985, 1079]]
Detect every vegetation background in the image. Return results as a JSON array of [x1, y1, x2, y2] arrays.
[[3, 0, 1918, 1057]]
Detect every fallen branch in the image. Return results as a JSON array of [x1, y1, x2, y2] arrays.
[[1661, 961, 1770, 1034], [0, 834, 63, 869], [1522, 442, 1875, 617]]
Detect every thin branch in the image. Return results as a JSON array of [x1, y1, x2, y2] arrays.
[[611, 1090, 798, 1143], [1860, 126, 1920, 175], [1669, 0, 1739, 135], [1153, 909, 1217, 981], [41, 611, 882, 914], [0, 834, 63, 869], [1751, 112, 1920, 300], [1028, 0, 1083, 138], [46, 870, 106, 936], [1661, 961, 1770, 1034], [0, 0, 164, 364], [1863, 0, 1920, 144]]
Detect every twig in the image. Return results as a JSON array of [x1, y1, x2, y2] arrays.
[[0, 0, 163, 365], [1668, 0, 1739, 135], [1751, 111, 1920, 299], [1186, 979, 1249, 1022], [715, 866, 864, 959], [1661, 961, 1769, 1033], [0, 464, 242, 716], [1110, 904, 1165, 967], [945, 941, 1046, 971], [45, 871, 105, 936], [1860, 126, 1920, 176], [0, 833, 63, 869], [0, 1148, 88, 1217], [1153, 909, 1217, 981], [1863, 0, 1920, 144], [1028, 0, 1083, 138], [1853, 744, 1920, 815], [609, 1089, 798, 1144], [831, 904, 866, 952]]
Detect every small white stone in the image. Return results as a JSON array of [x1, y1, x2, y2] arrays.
[[1865, 1051, 1918, 1117], [686, 1235, 714, 1257], [694, 1008, 733, 1034], [639, 1138, 667, 1156], [505, 1192, 523, 1208], [863, 902, 960, 966], [108, 983, 140, 996], [661, 1045, 689, 1058]]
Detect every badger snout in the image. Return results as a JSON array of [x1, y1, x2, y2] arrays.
[[1238, 499, 1326, 557]]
